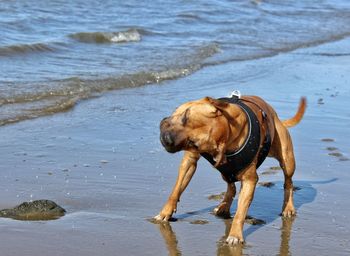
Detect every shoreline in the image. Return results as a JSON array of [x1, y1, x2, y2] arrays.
[[1, 38, 350, 255]]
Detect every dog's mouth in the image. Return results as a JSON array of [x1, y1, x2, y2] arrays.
[[160, 134, 199, 154], [160, 131, 183, 153], [161, 143, 181, 153]]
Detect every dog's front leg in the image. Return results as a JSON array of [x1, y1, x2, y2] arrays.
[[226, 166, 258, 245], [155, 151, 199, 221], [213, 181, 236, 218]]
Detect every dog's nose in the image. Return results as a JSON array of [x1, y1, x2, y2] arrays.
[[160, 131, 175, 147]]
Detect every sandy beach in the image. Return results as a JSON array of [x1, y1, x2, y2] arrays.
[[1, 36, 350, 256]]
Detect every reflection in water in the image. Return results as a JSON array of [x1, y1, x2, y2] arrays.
[[153, 216, 294, 256], [157, 222, 182, 256], [216, 218, 244, 256], [152, 179, 335, 255], [279, 217, 295, 256]]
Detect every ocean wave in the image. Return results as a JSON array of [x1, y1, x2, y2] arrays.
[[0, 42, 57, 57], [69, 29, 142, 44], [0, 66, 202, 106], [0, 43, 220, 126], [0, 70, 191, 126], [201, 31, 350, 68]]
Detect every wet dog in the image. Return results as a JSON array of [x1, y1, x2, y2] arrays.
[[154, 94, 306, 245]]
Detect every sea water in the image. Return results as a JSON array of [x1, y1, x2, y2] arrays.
[[1, 0, 350, 125]]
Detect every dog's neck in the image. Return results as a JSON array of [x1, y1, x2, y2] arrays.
[[223, 104, 250, 154]]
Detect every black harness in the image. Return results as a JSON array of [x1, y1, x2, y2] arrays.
[[201, 95, 271, 183]]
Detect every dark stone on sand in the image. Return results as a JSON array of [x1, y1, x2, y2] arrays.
[[321, 138, 335, 142], [317, 98, 324, 104], [261, 170, 277, 175], [0, 200, 66, 221], [190, 219, 209, 225], [269, 166, 282, 170], [326, 147, 338, 151], [207, 192, 225, 201], [328, 152, 343, 157], [245, 215, 265, 225], [261, 166, 281, 175], [258, 181, 275, 188]]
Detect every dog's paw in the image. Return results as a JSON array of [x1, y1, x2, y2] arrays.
[[281, 206, 296, 218], [226, 236, 244, 245], [213, 203, 231, 218], [154, 213, 171, 222], [154, 202, 177, 222], [281, 209, 296, 218]]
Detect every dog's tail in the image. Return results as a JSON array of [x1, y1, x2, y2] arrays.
[[282, 97, 307, 128]]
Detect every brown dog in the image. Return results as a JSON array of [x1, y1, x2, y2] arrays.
[[154, 94, 306, 245]]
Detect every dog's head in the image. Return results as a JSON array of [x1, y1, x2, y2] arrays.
[[160, 97, 232, 158]]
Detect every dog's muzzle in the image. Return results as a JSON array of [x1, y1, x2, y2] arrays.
[[160, 117, 183, 153], [160, 131, 174, 147], [160, 131, 179, 153]]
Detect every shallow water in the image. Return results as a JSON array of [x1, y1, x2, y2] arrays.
[[1, 1, 350, 255], [1, 36, 350, 255], [1, 0, 350, 125]]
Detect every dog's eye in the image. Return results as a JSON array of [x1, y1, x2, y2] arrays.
[[181, 108, 190, 126]]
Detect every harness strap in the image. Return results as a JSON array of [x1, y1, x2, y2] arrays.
[[240, 98, 272, 168], [201, 95, 271, 183]]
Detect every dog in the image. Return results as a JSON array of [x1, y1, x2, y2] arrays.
[[154, 93, 306, 245]]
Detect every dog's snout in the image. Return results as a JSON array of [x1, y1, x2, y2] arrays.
[[160, 116, 183, 153], [161, 131, 175, 147]]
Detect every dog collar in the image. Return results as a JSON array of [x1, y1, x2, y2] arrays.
[[201, 94, 271, 183]]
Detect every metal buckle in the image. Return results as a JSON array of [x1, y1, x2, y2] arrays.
[[229, 90, 241, 99]]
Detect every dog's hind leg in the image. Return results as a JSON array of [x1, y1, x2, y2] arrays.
[[213, 181, 236, 218], [272, 122, 296, 217], [280, 146, 296, 218]]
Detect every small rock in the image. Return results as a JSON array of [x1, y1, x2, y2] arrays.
[[245, 215, 265, 225], [317, 98, 324, 105], [328, 152, 343, 157], [0, 200, 66, 221], [321, 138, 335, 142], [208, 192, 225, 201], [326, 147, 338, 151], [269, 166, 282, 170], [261, 166, 281, 175], [190, 219, 209, 225], [258, 182, 275, 188]]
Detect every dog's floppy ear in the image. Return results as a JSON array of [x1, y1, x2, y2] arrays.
[[204, 96, 236, 121], [204, 97, 229, 111], [199, 97, 225, 118]]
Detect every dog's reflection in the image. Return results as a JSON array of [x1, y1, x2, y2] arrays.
[[279, 217, 296, 256], [155, 217, 295, 256], [217, 218, 244, 256], [157, 221, 181, 256]]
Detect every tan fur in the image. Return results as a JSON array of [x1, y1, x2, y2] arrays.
[[282, 97, 307, 128], [155, 95, 306, 245]]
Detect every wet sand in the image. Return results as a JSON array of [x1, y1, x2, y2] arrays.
[[1, 38, 350, 255]]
